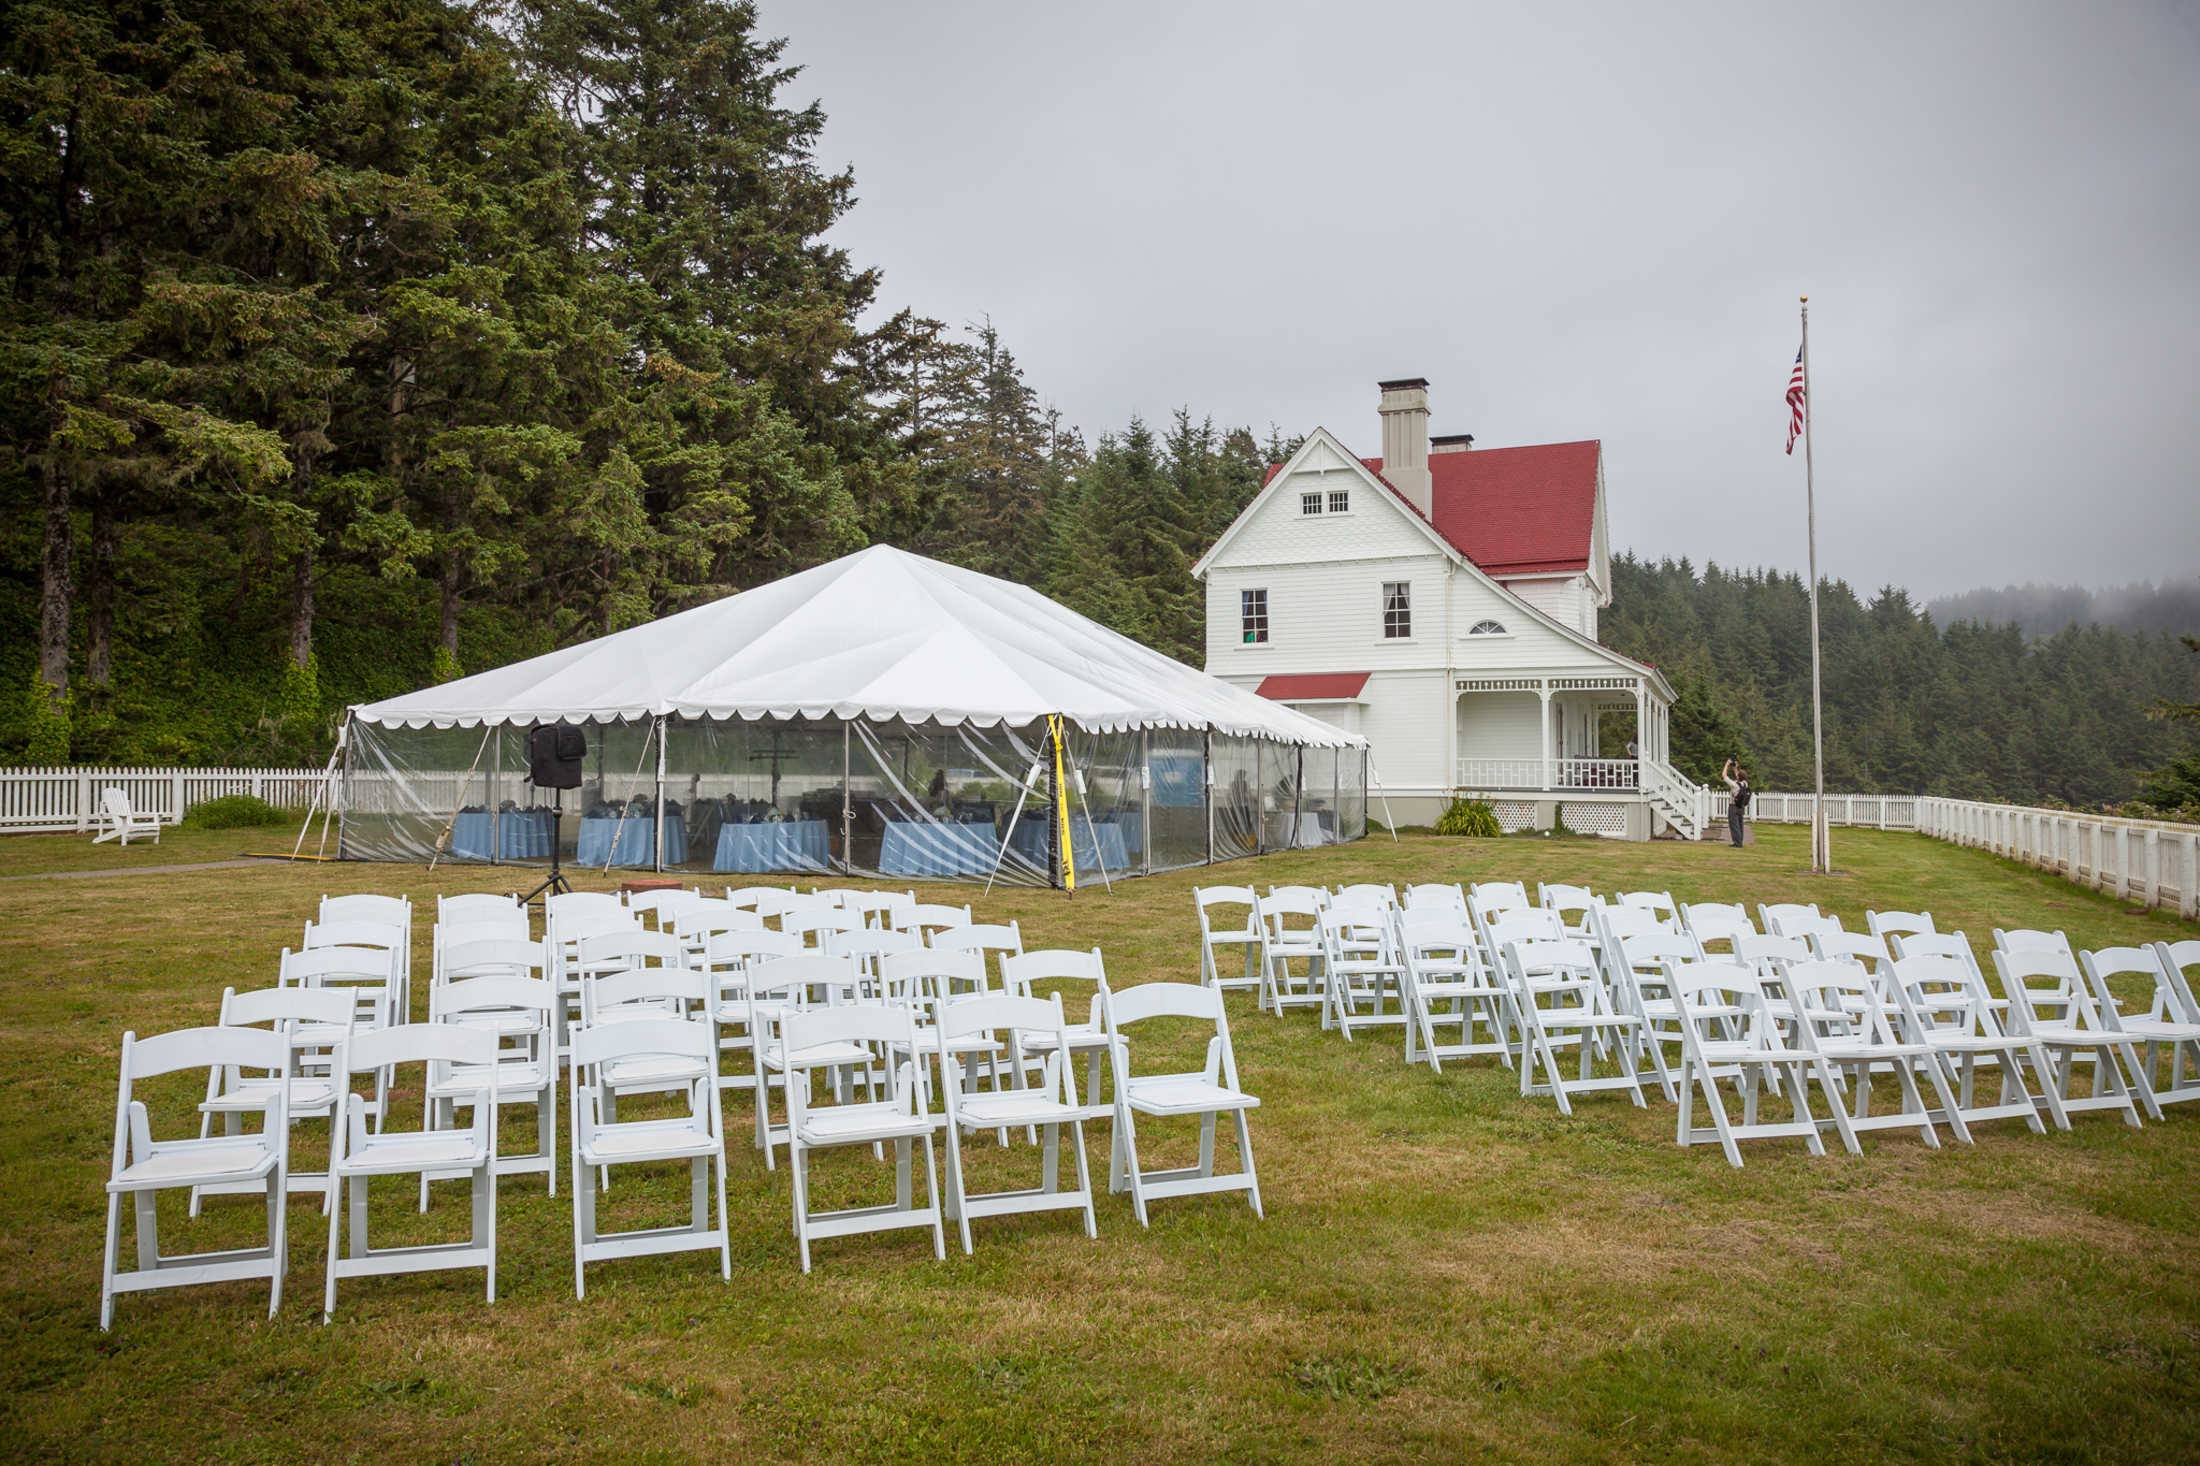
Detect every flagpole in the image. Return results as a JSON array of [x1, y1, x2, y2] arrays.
[[1800, 296, 1829, 874]]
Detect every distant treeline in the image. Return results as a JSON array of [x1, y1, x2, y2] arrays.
[[1927, 581, 2200, 642], [1603, 556, 2200, 810]]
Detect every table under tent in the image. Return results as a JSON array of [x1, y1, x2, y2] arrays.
[[334, 545, 1369, 888]]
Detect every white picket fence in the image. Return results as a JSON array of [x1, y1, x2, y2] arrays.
[[0, 765, 329, 834], [1741, 791, 2198, 919]]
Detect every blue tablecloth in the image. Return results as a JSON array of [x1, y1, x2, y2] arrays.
[[447, 809, 557, 861], [576, 814, 684, 868], [713, 819, 832, 873], [1009, 813, 1130, 872], [879, 821, 999, 878]]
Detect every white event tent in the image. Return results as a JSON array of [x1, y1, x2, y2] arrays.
[[338, 545, 1369, 885]]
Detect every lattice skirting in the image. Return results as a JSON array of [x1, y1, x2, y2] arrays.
[[1559, 802, 1628, 837], [1491, 800, 1538, 833]]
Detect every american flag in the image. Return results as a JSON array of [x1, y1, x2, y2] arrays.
[[1784, 346, 1806, 455]]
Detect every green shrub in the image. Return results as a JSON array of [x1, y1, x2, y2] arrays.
[[183, 794, 290, 829], [23, 675, 70, 763], [1434, 796, 1501, 838]]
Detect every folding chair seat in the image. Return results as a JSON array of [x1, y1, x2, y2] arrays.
[[935, 993, 1100, 1253], [1867, 909, 1937, 941], [781, 1004, 944, 1271], [1668, 962, 1857, 1167], [894, 902, 975, 943], [102, 1027, 292, 1330], [1886, 955, 2051, 1135], [1193, 887, 1262, 992], [1783, 959, 1964, 1148], [581, 967, 717, 1103], [1993, 947, 2149, 1126], [1397, 911, 1511, 1072], [1498, 937, 1646, 1115], [1538, 883, 1599, 939], [1615, 890, 1681, 933], [1318, 905, 1408, 1040], [746, 955, 874, 1164], [192, 986, 355, 1214], [324, 1024, 500, 1320], [425, 975, 558, 1198], [1255, 891, 1327, 1016], [1599, 929, 1705, 1102], [1101, 982, 1262, 1226], [2082, 946, 2200, 1110], [569, 1019, 731, 1296]]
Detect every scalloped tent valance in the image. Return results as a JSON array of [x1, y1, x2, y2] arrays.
[[347, 544, 1365, 750]]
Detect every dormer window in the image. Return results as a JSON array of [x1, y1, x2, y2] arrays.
[[1300, 492, 1322, 516], [1468, 619, 1508, 636]]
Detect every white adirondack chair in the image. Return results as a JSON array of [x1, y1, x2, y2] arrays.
[[94, 787, 161, 846]]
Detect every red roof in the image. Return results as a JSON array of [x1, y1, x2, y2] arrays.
[[1261, 441, 1600, 578], [1257, 672, 1371, 701]]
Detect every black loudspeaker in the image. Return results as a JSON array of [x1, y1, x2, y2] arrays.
[[526, 722, 587, 789]]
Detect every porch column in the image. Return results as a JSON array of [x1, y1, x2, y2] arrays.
[[1537, 684, 1553, 791], [1631, 682, 1644, 780]]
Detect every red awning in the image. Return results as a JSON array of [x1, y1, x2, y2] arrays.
[[1256, 672, 1371, 701]]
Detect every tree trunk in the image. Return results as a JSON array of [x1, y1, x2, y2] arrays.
[[439, 551, 462, 659], [289, 540, 316, 670], [85, 489, 115, 687], [38, 404, 72, 705]]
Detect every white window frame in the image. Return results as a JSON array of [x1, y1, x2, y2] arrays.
[[1299, 492, 1323, 517], [1327, 488, 1351, 515], [1467, 619, 1511, 637], [1241, 587, 1270, 645], [1381, 581, 1412, 640]]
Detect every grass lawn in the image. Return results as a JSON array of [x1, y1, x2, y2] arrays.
[[0, 819, 319, 878], [3, 824, 2196, 1464]]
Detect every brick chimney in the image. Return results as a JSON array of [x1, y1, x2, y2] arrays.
[[1377, 378, 1431, 516]]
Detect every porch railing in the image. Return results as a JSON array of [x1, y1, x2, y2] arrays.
[[1453, 757, 1640, 792]]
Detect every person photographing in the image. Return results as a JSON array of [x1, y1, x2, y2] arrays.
[[1721, 759, 1752, 847]]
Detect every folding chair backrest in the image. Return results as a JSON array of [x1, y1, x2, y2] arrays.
[[1486, 908, 1564, 951], [1258, 892, 1324, 949], [438, 912, 532, 950], [440, 892, 521, 926], [936, 992, 1073, 1088], [625, 887, 703, 918], [432, 974, 556, 1028], [1333, 883, 1398, 912], [838, 889, 917, 923], [1784, 958, 1884, 1031], [1539, 884, 1597, 929], [1195, 887, 1259, 940], [321, 894, 411, 932], [1867, 909, 1936, 940], [1667, 961, 1782, 1045], [1469, 881, 1529, 915], [673, 899, 763, 941], [547, 891, 627, 925], [743, 887, 809, 919], [893, 902, 974, 938], [1617, 931, 1703, 970], [1812, 930, 1891, 971], [1000, 948, 1107, 1013], [582, 966, 712, 1026], [571, 1015, 715, 1075], [1403, 883, 1469, 915], [575, 928, 687, 977], [1398, 913, 1481, 969], [1890, 954, 1997, 1037], [344, 1023, 499, 1085], [748, 952, 863, 1007], [280, 944, 397, 988], [1268, 884, 1330, 908], [1757, 902, 1821, 937], [123, 1027, 292, 1120], [1735, 933, 1811, 975], [781, 1001, 919, 1059], [879, 948, 989, 1007], [222, 983, 357, 1031], [930, 922, 1025, 963], [1682, 901, 1756, 939], [2078, 946, 2175, 1024], [1502, 936, 1598, 981], [702, 928, 804, 972], [439, 937, 545, 982], [1995, 928, 2073, 958], [304, 918, 403, 954], [1888, 929, 1982, 972], [1617, 890, 1678, 924], [1593, 902, 1665, 945], [786, 909, 866, 949], [828, 928, 924, 970], [1992, 947, 2095, 1033], [1106, 979, 1225, 1028]]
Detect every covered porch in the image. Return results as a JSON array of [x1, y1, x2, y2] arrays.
[[1451, 672, 1702, 839]]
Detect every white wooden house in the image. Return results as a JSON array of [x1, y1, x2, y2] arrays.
[[1193, 378, 1704, 840]]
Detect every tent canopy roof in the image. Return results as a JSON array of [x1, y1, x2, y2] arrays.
[[349, 545, 1365, 748]]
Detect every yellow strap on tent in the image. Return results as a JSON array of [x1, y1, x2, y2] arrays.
[[1049, 714, 1075, 894]]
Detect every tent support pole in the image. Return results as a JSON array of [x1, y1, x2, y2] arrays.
[[1369, 756, 1399, 842], [489, 726, 502, 866], [1204, 732, 1214, 865], [653, 715, 667, 873], [1140, 730, 1152, 877], [292, 730, 345, 860], [324, 715, 353, 860], [1048, 721, 1062, 894], [840, 723, 853, 874]]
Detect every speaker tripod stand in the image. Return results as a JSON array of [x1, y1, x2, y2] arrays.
[[519, 796, 573, 906]]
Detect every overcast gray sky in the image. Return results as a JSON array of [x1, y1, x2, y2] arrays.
[[776, 1, 2200, 599]]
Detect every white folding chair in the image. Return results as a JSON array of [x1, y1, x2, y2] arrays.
[[1318, 905, 1408, 1040], [935, 993, 1100, 1253], [569, 1018, 731, 1297], [2082, 945, 2200, 1110], [1783, 958, 1964, 1148], [1193, 887, 1262, 992], [1255, 891, 1327, 1016], [192, 986, 354, 1215], [1498, 937, 1646, 1115], [787, 908, 867, 952], [425, 975, 558, 1199], [320, 893, 414, 1011], [1101, 982, 1263, 1226], [1886, 954, 2051, 1135], [1538, 883, 1599, 939], [434, 914, 532, 983], [1598, 927, 1706, 1103], [1669, 962, 1856, 1168], [1396, 911, 1511, 1073], [746, 954, 871, 1164], [1467, 881, 1529, 919], [1000, 949, 1114, 1107], [781, 1004, 944, 1272], [1867, 909, 1937, 941], [1735, 933, 1812, 978], [1993, 947, 2149, 1126], [102, 1027, 291, 1330], [437, 937, 546, 987], [324, 1024, 499, 1320]]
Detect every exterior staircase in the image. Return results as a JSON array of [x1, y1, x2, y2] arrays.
[[1640, 758, 1708, 840]]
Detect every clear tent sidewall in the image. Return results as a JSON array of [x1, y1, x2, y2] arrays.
[[338, 711, 1365, 887]]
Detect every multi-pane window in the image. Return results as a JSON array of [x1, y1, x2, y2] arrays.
[[1382, 582, 1411, 639], [1328, 489, 1350, 514], [1468, 618, 1508, 636], [1300, 492, 1322, 516], [1241, 588, 1269, 644]]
